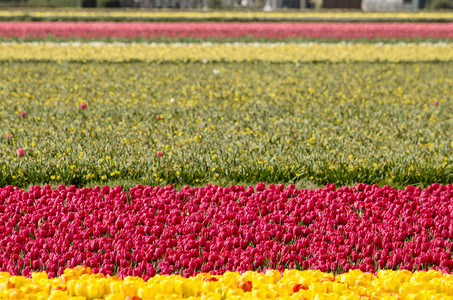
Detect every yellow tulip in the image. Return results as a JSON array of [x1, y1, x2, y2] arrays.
[[31, 272, 49, 282], [86, 283, 103, 299], [265, 270, 282, 284], [5, 289, 25, 300], [48, 289, 70, 300], [3, 268, 453, 299], [74, 281, 89, 298], [109, 281, 122, 295], [9, 276, 27, 289], [332, 281, 348, 294], [105, 294, 125, 300]]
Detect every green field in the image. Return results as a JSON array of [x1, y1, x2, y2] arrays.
[[0, 61, 452, 189]]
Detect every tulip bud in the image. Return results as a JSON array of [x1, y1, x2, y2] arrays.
[[17, 148, 25, 157]]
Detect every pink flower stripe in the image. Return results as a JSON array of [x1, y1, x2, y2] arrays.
[[1, 22, 452, 40], [1, 183, 453, 279]]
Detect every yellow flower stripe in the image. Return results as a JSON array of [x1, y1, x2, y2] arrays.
[[1, 42, 452, 62], [0, 10, 452, 21], [1, 267, 453, 299], [0, 42, 453, 62]]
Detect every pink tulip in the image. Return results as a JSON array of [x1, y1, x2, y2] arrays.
[[5, 133, 12, 139], [16, 148, 25, 157], [20, 111, 27, 118], [80, 102, 87, 109], [0, 22, 451, 40], [157, 152, 163, 157]]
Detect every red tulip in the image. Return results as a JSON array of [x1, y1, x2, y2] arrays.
[[2, 182, 453, 279], [16, 148, 25, 157]]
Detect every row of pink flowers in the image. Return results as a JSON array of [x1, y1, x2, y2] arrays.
[[1, 183, 453, 279], [1, 22, 452, 39]]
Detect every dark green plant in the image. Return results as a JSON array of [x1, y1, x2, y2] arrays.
[[430, 0, 453, 9], [103, 0, 120, 6], [207, 0, 222, 8], [82, 0, 97, 7]]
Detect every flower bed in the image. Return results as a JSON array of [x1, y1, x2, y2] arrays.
[[2, 183, 453, 279], [1, 266, 453, 299], [1, 61, 451, 188], [1, 22, 452, 40], [0, 10, 452, 22], [1, 42, 452, 62]]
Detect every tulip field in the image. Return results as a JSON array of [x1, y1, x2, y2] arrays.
[[1, 9, 453, 299], [1, 22, 453, 41], [1, 10, 453, 22], [2, 61, 453, 187]]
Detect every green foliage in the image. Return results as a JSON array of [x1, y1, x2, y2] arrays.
[[101, 0, 120, 7], [0, 61, 452, 188], [207, 0, 223, 8], [0, 0, 117, 7], [430, 0, 453, 8], [82, 0, 96, 7], [0, 0, 80, 7]]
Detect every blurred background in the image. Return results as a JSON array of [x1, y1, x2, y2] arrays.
[[0, 0, 452, 10]]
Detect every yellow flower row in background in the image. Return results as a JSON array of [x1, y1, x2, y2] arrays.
[[0, 10, 452, 20], [1, 267, 453, 299], [1, 42, 452, 62]]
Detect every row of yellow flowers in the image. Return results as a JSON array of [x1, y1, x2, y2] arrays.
[[1, 42, 452, 62], [0, 10, 452, 20], [1, 266, 453, 299]]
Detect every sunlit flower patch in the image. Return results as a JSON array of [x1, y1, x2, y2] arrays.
[[1, 21, 452, 41], [0, 41, 452, 62], [1, 267, 453, 299]]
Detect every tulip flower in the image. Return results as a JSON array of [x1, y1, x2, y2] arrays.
[[16, 148, 25, 157], [0, 22, 452, 40], [1, 183, 453, 280]]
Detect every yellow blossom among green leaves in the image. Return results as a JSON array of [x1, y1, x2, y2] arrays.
[[0, 60, 452, 188]]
